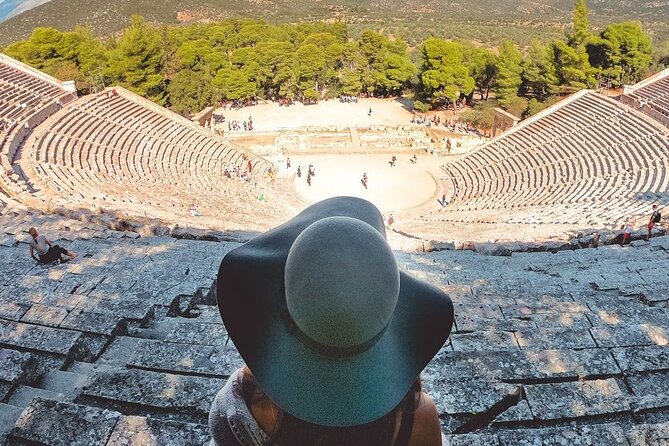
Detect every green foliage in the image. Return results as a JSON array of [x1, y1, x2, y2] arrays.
[[462, 45, 498, 100], [418, 38, 474, 107], [104, 15, 166, 104], [552, 39, 597, 90], [522, 39, 559, 98], [568, 0, 591, 49], [460, 100, 497, 131], [4, 13, 665, 116], [525, 95, 562, 117], [4, 26, 106, 92], [587, 21, 652, 86], [413, 100, 431, 112], [494, 40, 523, 107]]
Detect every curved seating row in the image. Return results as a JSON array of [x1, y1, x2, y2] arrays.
[[424, 91, 669, 230], [15, 88, 288, 231]]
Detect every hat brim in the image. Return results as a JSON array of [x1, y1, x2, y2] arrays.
[[217, 197, 454, 427]]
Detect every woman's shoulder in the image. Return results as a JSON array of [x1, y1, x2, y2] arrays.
[[408, 392, 442, 446]]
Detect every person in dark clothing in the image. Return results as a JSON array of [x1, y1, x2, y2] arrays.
[[28, 228, 77, 264]]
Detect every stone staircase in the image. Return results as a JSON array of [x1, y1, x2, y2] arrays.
[[1, 216, 669, 444]]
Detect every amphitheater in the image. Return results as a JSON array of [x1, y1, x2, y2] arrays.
[[1, 50, 669, 445]]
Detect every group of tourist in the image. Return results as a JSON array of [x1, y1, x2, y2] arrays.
[[619, 205, 663, 245], [227, 116, 254, 132], [340, 95, 359, 103]]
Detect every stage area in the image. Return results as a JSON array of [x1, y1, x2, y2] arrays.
[[273, 154, 441, 214], [217, 98, 414, 131]]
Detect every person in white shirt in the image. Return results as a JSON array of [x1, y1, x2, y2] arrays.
[[28, 228, 77, 264]]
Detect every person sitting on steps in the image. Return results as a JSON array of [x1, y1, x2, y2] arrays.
[[210, 197, 453, 446], [28, 227, 77, 264]]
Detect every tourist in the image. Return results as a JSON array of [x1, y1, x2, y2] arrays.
[[389, 156, 397, 167], [210, 197, 452, 446], [296, 166, 301, 178], [189, 204, 202, 217], [368, 108, 372, 117], [362, 172, 368, 189], [286, 157, 291, 169], [247, 160, 253, 173], [307, 173, 312, 187], [387, 213, 395, 227], [28, 227, 77, 264], [622, 218, 633, 246], [438, 194, 448, 208], [589, 232, 600, 249], [648, 204, 662, 240]]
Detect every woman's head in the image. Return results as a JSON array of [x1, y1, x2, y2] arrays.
[[28, 227, 38, 238], [217, 197, 454, 427]]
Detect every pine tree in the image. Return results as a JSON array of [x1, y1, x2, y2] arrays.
[[569, 0, 591, 49], [494, 40, 523, 107]]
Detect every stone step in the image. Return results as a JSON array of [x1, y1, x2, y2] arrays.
[[0, 349, 34, 400], [6, 385, 70, 407], [627, 421, 669, 446], [0, 403, 23, 437], [8, 398, 120, 446], [78, 368, 225, 423], [39, 370, 88, 398], [106, 416, 210, 446]]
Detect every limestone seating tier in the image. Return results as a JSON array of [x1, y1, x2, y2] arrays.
[[1, 223, 669, 444], [627, 73, 669, 118], [419, 91, 669, 234], [13, 88, 290, 232], [0, 56, 76, 199]]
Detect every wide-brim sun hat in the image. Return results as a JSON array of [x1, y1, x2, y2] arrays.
[[217, 196, 454, 427]]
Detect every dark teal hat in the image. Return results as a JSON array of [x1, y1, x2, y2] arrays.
[[217, 196, 453, 427]]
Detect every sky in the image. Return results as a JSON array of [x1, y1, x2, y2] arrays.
[[0, 0, 52, 22]]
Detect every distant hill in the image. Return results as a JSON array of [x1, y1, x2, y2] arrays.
[[1, 0, 668, 46]]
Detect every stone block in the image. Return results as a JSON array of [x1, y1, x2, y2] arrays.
[[451, 331, 519, 352], [524, 379, 630, 420], [493, 399, 533, 423], [504, 302, 589, 318], [446, 433, 500, 446], [516, 328, 596, 350], [106, 416, 209, 446], [496, 423, 628, 445], [0, 299, 31, 321], [627, 371, 669, 412], [80, 368, 225, 417], [591, 324, 668, 348], [0, 349, 33, 386], [530, 312, 592, 329], [0, 320, 81, 357], [20, 304, 68, 327], [164, 322, 227, 345], [60, 310, 126, 336], [9, 398, 120, 446], [422, 376, 519, 416], [611, 345, 669, 373], [627, 421, 669, 446], [454, 314, 536, 332]]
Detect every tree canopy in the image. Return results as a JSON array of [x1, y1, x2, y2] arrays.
[[0, 3, 660, 116]]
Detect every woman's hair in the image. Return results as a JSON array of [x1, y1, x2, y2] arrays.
[[241, 367, 422, 446]]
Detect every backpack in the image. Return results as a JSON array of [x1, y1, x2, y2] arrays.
[[654, 210, 662, 223]]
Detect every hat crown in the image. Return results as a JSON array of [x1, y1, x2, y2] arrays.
[[284, 216, 400, 351]]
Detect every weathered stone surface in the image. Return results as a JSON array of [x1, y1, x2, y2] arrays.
[[128, 339, 235, 377], [525, 379, 630, 420], [80, 368, 225, 416], [0, 299, 31, 321], [454, 313, 536, 332], [496, 423, 629, 445], [627, 371, 669, 412], [0, 349, 32, 385], [10, 398, 120, 446], [591, 324, 669, 348], [0, 320, 81, 356], [451, 331, 519, 352], [422, 377, 519, 416], [106, 416, 209, 446], [627, 421, 669, 446], [164, 322, 227, 345], [530, 312, 592, 329], [612, 345, 669, 373], [515, 328, 596, 350], [60, 310, 125, 336], [494, 399, 533, 423], [20, 304, 68, 327]]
